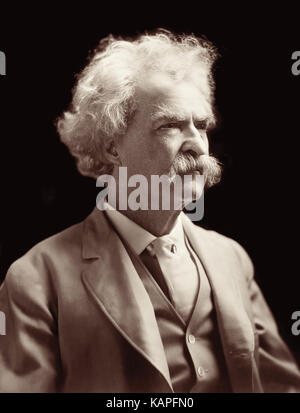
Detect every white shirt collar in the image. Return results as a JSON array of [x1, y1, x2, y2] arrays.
[[104, 201, 185, 255]]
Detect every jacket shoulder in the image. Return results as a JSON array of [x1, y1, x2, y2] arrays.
[[2, 220, 84, 291]]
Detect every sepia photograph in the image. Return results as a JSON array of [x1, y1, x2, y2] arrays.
[[0, 4, 300, 398]]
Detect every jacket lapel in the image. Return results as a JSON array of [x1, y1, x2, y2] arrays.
[[81, 208, 173, 391], [182, 213, 255, 392]]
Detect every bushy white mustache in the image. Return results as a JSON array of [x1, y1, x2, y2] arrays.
[[170, 153, 222, 188]]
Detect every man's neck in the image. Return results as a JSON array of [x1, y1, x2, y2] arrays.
[[118, 209, 181, 237]]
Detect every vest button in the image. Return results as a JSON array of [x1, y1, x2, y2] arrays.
[[171, 244, 177, 254], [188, 334, 196, 344], [197, 366, 205, 377]]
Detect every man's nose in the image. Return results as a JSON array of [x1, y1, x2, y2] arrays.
[[181, 124, 209, 157]]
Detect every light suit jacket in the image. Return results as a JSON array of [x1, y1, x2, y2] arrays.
[[0, 208, 299, 393]]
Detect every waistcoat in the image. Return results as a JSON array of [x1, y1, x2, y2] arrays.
[[125, 234, 232, 392]]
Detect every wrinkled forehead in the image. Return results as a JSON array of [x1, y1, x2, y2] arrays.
[[135, 72, 214, 124], [150, 101, 215, 126]]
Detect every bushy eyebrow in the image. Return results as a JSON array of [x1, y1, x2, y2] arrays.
[[150, 104, 216, 127]]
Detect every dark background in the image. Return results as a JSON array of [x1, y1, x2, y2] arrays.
[[0, 4, 299, 364]]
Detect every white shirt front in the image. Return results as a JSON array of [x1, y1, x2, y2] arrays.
[[104, 202, 200, 323]]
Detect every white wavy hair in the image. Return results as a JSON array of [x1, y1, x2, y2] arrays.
[[56, 29, 218, 178]]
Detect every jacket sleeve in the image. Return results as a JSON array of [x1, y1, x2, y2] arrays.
[[232, 240, 300, 393], [0, 259, 62, 392]]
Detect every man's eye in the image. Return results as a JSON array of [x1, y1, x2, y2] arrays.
[[194, 121, 208, 130], [160, 123, 180, 130]]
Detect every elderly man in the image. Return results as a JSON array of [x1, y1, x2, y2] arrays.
[[0, 30, 299, 393]]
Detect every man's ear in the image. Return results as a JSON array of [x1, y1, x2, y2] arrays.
[[104, 140, 122, 166]]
